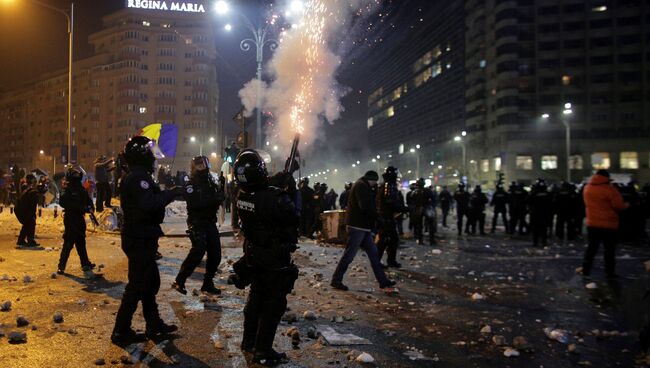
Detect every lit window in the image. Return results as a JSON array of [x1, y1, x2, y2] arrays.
[[620, 152, 638, 169], [481, 159, 490, 173], [562, 75, 571, 85], [398, 144, 404, 154], [387, 106, 395, 117], [367, 117, 373, 129], [494, 157, 502, 171], [432, 62, 442, 78], [479, 60, 486, 68], [569, 155, 583, 170], [541, 155, 558, 170], [142, 21, 151, 26], [446, 63, 452, 69], [591, 152, 610, 169], [139, 107, 147, 114], [516, 155, 533, 170], [392, 87, 402, 101]]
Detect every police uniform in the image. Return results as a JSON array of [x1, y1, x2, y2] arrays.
[[57, 176, 94, 273], [237, 173, 298, 362], [453, 186, 470, 235], [174, 170, 224, 293], [490, 187, 509, 233], [112, 162, 178, 343], [468, 187, 488, 235], [529, 182, 552, 247], [376, 178, 407, 266]]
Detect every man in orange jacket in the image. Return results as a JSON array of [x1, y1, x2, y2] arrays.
[[581, 169, 629, 278]]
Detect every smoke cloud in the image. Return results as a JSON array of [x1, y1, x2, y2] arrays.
[[238, 0, 377, 149]]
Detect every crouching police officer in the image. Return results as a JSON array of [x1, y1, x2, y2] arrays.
[[111, 136, 183, 345], [232, 149, 299, 366], [172, 155, 224, 295], [57, 167, 97, 278]]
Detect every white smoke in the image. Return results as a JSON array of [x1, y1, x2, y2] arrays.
[[238, 0, 377, 149]]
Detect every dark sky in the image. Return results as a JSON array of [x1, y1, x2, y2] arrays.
[[0, 0, 417, 159]]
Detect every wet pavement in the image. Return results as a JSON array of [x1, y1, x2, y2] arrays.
[[1, 211, 650, 367]]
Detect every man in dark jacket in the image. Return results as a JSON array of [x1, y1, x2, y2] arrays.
[[299, 178, 315, 237], [554, 181, 578, 241], [172, 156, 225, 295], [57, 167, 97, 278], [411, 179, 436, 245], [111, 136, 182, 345], [439, 186, 452, 228], [331, 171, 396, 291], [509, 182, 529, 235], [490, 184, 509, 233], [94, 155, 114, 211], [453, 183, 470, 236], [15, 174, 41, 247]]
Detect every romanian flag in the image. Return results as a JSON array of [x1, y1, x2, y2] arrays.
[[137, 123, 178, 158]]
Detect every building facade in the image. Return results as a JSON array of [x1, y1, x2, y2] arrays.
[[366, 0, 467, 183], [0, 3, 218, 173], [465, 0, 650, 185], [366, 0, 650, 186]]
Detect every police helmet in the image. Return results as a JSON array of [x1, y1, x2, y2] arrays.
[[37, 180, 49, 194], [124, 136, 156, 170], [474, 185, 482, 193], [25, 174, 37, 185], [191, 155, 210, 177], [320, 183, 328, 192], [383, 166, 399, 182], [65, 167, 83, 184], [416, 178, 425, 188], [233, 149, 268, 191], [344, 182, 352, 190], [302, 177, 310, 185], [458, 182, 466, 190]]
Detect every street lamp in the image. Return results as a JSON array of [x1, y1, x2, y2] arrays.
[[216, 2, 278, 149], [410, 145, 421, 178], [541, 102, 573, 182], [454, 135, 467, 181], [8, 0, 74, 164], [39, 150, 56, 174], [190, 136, 215, 156]]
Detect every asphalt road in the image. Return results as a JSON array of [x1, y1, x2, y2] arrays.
[[0, 213, 649, 367]]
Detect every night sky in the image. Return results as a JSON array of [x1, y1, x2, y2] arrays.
[[0, 0, 421, 158]]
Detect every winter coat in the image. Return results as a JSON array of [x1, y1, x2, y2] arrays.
[[583, 174, 628, 230]]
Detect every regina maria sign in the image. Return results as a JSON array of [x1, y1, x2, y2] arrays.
[[126, 0, 206, 13]]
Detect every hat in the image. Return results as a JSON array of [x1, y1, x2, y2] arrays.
[[595, 169, 610, 178], [363, 170, 379, 181]]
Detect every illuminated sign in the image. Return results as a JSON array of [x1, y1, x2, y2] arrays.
[[127, 0, 206, 13]]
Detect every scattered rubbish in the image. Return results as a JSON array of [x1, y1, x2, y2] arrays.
[[282, 312, 297, 323], [492, 335, 506, 346], [355, 352, 374, 363], [544, 327, 569, 344], [317, 325, 372, 345], [307, 326, 318, 339], [431, 249, 442, 255], [16, 316, 29, 327], [303, 310, 317, 320], [480, 325, 492, 334], [23, 275, 32, 283], [513, 336, 528, 349], [8, 331, 27, 344], [50, 273, 57, 279], [403, 349, 435, 361], [1, 301, 11, 312], [94, 358, 106, 365], [213, 340, 224, 350], [503, 348, 520, 357], [568, 343, 578, 354], [471, 292, 485, 300], [53, 312, 64, 323], [585, 282, 597, 289]]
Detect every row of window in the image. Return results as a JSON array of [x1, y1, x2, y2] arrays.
[[538, 34, 644, 50], [539, 53, 644, 69], [538, 17, 645, 34], [480, 151, 643, 172]]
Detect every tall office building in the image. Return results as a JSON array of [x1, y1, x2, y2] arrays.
[[0, 2, 218, 172], [366, 0, 466, 181], [466, 0, 649, 184]]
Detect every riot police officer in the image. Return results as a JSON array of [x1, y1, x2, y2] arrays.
[[468, 185, 488, 235], [529, 179, 552, 247], [377, 167, 408, 267], [299, 178, 315, 237], [234, 149, 299, 365], [453, 183, 470, 236], [553, 181, 577, 240], [411, 178, 436, 245], [339, 182, 352, 210], [172, 156, 224, 295], [57, 167, 97, 278], [15, 174, 45, 247], [509, 182, 529, 235], [490, 184, 509, 233], [439, 185, 452, 228], [111, 136, 181, 345]]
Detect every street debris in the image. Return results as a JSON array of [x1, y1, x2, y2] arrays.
[[303, 310, 318, 320], [471, 292, 485, 300], [503, 347, 520, 357], [355, 352, 375, 363], [16, 316, 29, 327], [8, 331, 27, 344], [585, 282, 597, 289], [1, 301, 11, 312], [53, 312, 64, 323], [317, 325, 372, 345], [544, 327, 569, 344]]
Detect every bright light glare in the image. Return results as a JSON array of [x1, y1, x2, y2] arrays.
[[214, 0, 229, 14], [273, 145, 278, 151], [376, 155, 380, 159], [356, 161, 360, 164], [224, 24, 232, 31], [372, 158, 376, 162], [541, 113, 550, 119], [289, 0, 303, 13], [416, 144, 421, 149], [454, 136, 461, 142], [430, 161, 434, 166], [438, 165, 443, 169], [39, 150, 44, 154], [190, 136, 196, 142], [564, 102, 572, 109], [209, 137, 215, 143], [409, 148, 415, 153], [211, 152, 217, 157], [352, 164, 356, 167], [563, 109, 573, 115], [461, 130, 467, 137]]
